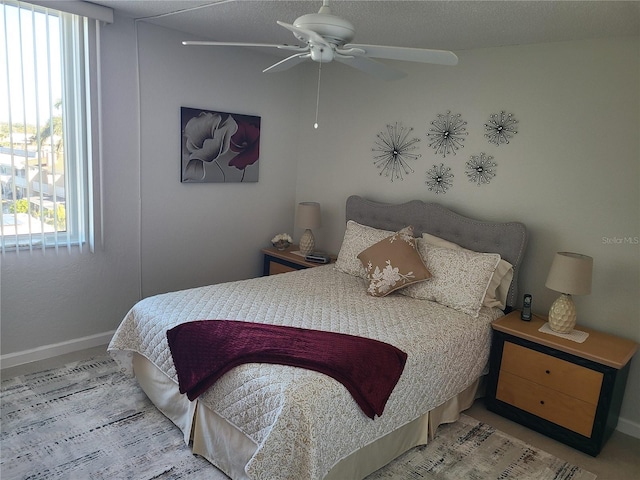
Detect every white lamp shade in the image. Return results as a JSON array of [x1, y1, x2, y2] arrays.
[[296, 202, 321, 230], [545, 252, 593, 296]]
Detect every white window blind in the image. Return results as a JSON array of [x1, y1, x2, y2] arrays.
[[0, 0, 101, 253]]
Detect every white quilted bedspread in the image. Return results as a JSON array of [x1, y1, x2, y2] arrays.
[[108, 265, 502, 480]]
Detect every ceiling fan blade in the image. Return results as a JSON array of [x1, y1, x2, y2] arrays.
[[342, 44, 458, 66], [263, 52, 311, 73], [277, 21, 331, 49], [334, 55, 406, 81], [182, 40, 306, 52]]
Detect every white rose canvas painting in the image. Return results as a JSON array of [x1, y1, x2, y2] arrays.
[[181, 107, 261, 183]]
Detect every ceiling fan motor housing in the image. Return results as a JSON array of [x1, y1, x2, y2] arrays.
[[293, 13, 356, 46]]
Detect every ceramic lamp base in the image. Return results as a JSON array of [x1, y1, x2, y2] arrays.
[[548, 293, 577, 333], [299, 229, 315, 256]]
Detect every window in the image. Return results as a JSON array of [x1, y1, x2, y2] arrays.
[[0, 0, 99, 253]]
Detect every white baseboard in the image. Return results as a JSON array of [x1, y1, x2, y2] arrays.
[[0, 331, 115, 369], [616, 416, 640, 439]]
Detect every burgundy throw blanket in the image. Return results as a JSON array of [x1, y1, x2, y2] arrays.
[[166, 320, 407, 419]]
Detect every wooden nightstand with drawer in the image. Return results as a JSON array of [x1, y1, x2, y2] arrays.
[[262, 246, 335, 276], [485, 310, 637, 456]]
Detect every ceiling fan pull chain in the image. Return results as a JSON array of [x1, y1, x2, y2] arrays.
[[314, 62, 322, 129]]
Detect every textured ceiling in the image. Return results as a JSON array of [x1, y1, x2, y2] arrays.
[[90, 0, 639, 53]]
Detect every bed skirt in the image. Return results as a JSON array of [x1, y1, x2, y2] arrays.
[[132, 353, 480, 480]]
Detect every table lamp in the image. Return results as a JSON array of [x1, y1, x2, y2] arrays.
[[544, 252, 593, 333], [296, 202, 321, 256]]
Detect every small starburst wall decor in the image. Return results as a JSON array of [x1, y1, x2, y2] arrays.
[[425, 163, 454, 194], [485, 111, 518, 146], [466, 153, 497, 186], [426, 111, 468, 157], [372, 122, 421, 182]]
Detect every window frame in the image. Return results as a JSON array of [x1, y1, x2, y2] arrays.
[[0, 0, 101, 253]]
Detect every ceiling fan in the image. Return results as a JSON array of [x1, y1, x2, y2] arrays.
[[182, 0, 458, 81]]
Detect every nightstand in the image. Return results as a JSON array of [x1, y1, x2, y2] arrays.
[[262, 246, 334, 276], [485, 310, 637, 456]]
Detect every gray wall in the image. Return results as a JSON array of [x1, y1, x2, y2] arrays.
[[135, 22, 304, 296], [1, 15, 142, 349], [1, 15, 638, 434], [295, 36, 640, 433], [0, 17, 303, 348]]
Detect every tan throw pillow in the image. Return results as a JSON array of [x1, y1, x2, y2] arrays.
[[357, 226, 432, 297]]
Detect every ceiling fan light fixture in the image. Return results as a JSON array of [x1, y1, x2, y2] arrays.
[[309, 44, 334, 63]]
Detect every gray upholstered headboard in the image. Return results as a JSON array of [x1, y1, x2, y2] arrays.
[[345, 195, 528, 310]]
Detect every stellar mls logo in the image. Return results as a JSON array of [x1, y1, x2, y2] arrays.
[[602, 236, 639, 245]]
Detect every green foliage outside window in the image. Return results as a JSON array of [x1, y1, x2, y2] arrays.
[[9, 199, 28, 214]]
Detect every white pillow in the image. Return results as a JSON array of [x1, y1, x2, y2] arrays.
[[422, 232, 513, 310], [401, 241, 501, 318], [335, 221, 396, 278]]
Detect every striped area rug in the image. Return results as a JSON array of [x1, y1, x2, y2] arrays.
[[1, 355, 219, 479], [366, 415, 597, 480], [1, 355, 596, 480]]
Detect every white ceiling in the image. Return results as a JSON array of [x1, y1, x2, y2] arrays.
[[89, 0, 639, 54]]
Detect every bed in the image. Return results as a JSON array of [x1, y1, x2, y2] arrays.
[[108, 195, 528, 480]]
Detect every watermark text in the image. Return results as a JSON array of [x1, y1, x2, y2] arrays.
[[602, 236, 639, 245]]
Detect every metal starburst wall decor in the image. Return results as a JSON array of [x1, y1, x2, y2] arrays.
[[466, 153, 497, 186], [485, 111, 518, 146], [426, 111, 468, 157], [425, 163, 454, 194], [372, 122, 421, 182]]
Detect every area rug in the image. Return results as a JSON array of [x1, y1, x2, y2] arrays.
[[1, 354, 596, 480], [366, 415, 597, 480]]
